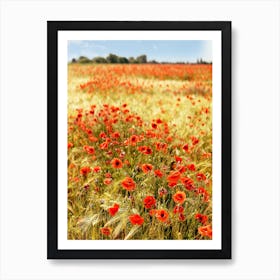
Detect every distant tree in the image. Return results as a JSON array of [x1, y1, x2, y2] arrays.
[[75, 53, 152, 64], [136, 55, 147, 64], [78, 56, 91, 63], [106, 53, 119, 63], [128, 57, 136, 64], [92, 56, 107, 63], [149, 60, 158, 64], [79, 56, 88, 60], [118, 57, 129, 64], [196, 58, 211, 64]]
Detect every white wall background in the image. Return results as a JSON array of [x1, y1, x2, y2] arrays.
[[0, 0, 279, 279]]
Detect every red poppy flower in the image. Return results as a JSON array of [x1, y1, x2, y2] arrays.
[[174, 156, 182, 163], [156, 209, 169, 222], [166, 136, 173, 142], [203, 192, 210, 202], [173, 205, 184, 214], [155, 142, 167, 151], [182, 144, 189, 152], [187, 164, 196, 171], [145, 147, 153, 154], [196, 173, 207, 181], [99, 132, 107, 139], [198, 225, 212, 238], [167, 171, 181, 183], [111, 132, 120, 139], [196, 188, 210, 202], [146, 130, 156, 138], [129, 214, 144, 226], [111, 158, 123, 169], [178, 213, 186, 221], [138, 146, 145, 152], [177, 165, 186, 174], [168, 181, 177, 188], [121, 177, 136, 191], [173, 191, 186, 204], [154, 169, 163, 178], [93, 166, 101, 173], [83, 145, 95, 154], [100, 142, 108, 150], [138, 146, 152, 155], [108, 203, 119, 216], [100, 227, 111, 236], [143, 196, 156, 209], [80, 166, 91, 176], [68, 142, 73, 149], [129, 134, 139, 145], [191, 136, 199, 145], [195, 213, 208, 224], [151, 122, 157, 129], [89, 136, 98, 142], [104, 178, 112, 185], [181, 176, 195, 191], [141, 164, 153, 173]]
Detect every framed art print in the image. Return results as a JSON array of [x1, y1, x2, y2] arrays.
[[47, 21, 231, 259]]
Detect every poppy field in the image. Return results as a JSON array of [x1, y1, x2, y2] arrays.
[[67, 63, 213, 240]]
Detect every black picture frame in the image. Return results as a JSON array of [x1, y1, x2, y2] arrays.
[[47, 21, 231, 259]]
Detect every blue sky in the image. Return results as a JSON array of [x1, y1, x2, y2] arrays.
[[68, 40, 212, 63]]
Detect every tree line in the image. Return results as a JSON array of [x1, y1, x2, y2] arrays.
[[72, 54, 147, 64], [71, 54, 211, 64]]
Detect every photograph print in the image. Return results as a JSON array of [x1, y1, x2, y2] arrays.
[[48, 21, 231, 259]]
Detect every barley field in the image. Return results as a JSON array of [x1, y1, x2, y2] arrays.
[[67, 63, 213, 240]]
